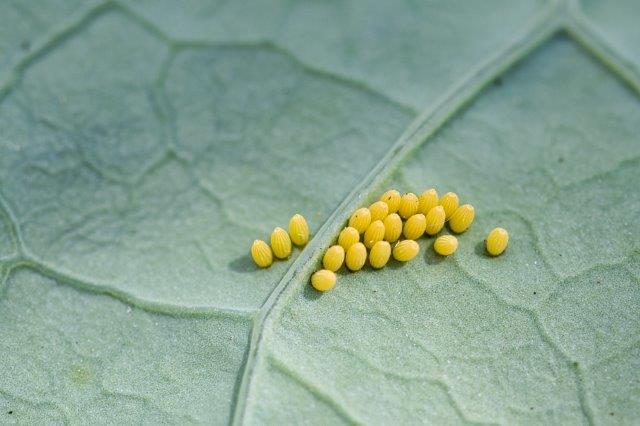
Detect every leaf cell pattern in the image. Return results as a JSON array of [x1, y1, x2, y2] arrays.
[[0, 0, 639, 424]]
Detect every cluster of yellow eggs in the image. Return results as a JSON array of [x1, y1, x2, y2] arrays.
[[250, 214, 310, 268], [310, 189, 509, 292]]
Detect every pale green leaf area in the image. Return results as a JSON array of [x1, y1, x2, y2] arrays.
[[0, 0, 102, 84], [0, 211, 17, 261], [0, 9, 413, 310], [0, 0, 639, 424], [127, 0, 548, 110], [244, 37, 640, 424], [580, 0, 640, 70], [0, 268, 251, 424], [0, 1, 549, 316], [0, 0, 556, 423]]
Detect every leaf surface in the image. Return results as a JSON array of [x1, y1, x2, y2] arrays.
[[0, 1, 639, 424], [241, 37, 640, 424]]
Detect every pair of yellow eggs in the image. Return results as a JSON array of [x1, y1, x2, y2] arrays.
[[250, 214, 309, 268]]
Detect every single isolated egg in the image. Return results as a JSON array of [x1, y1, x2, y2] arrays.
[[486, 227, 509, 256]]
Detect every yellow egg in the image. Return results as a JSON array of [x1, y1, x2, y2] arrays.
[[486, 227, 509, 256], [380, 189, 401, 213], [288, 213, 310, 246], [345, 242, 367, 271], [383, 213, 403, 243], [322, 245, 345, 272], [393, 240, 419, 262], [311, 269, 337, 292], [424, 206, 445, 235], [363, 220, 385, 249], [338, 227, 360, 251], [440, 192, 459, 220], [348, 207, 371, 233], [250, 240, 273, 268], [449, 204, 475, 234], [369, 241, 391, 269], [433, 235, 458, 256], [403, 213, 427, 240], [418, 189, 439, 215], [398, 192, 419, 219], [369, 200, 389, 222], [270, 227, 292, 259]]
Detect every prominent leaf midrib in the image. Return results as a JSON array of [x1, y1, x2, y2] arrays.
[[231, 3, 567, 423]]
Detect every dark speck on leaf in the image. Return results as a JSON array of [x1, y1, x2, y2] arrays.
[[533, 291, 537, 295], [573, 361, 579, 367], [530, 407, 534, 410], [558, 157, 564, 163], [8, 411, 13, 414], [610, 412, 614, 416]]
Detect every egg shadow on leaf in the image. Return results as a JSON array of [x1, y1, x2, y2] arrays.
[[386, 259, 406, 270], [228, 254, 257, 273], [474, 241, 488, 257], [425, 246, 446, 265], [302, 282, 323, 301]]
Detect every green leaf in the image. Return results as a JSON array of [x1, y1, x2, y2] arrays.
[[1, 0, 639, 424], [240, 35, 640, 424]]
